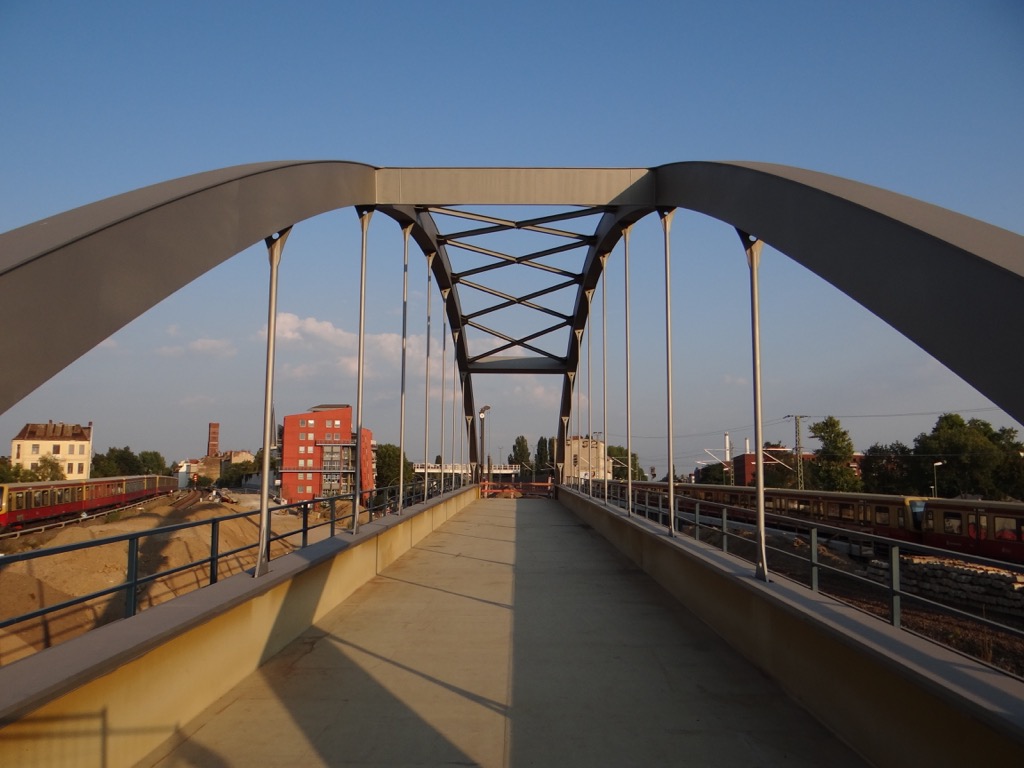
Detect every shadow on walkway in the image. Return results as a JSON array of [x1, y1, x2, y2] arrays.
[[144, 499, 865, 767]]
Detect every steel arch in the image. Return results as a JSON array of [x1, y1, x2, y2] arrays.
[[1, 162, 1021, 470]]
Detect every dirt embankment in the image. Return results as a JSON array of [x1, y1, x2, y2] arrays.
[[0, 494, 305, 666]]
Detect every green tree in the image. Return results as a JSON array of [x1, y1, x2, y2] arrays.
[[696, 462, 726, 484], [254, 447, 278, 472], [92, 446, 144, 477], [809, 416, 861, 492], [218, 460, 258, 488], [535, 436, 550, 476], [762, 442, 798, 488], [912, 414, 1019, 498], [35, 454, 67, 481], [375, 443, 414, 489], [508, 435, 532, 479], [606, 445, 646, 480], [861, 441, 914, 494], [139, 450, 169, 475], [0, 457, 35, 482]]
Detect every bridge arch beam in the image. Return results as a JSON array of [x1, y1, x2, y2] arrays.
[[2, 161, 1020, 453]]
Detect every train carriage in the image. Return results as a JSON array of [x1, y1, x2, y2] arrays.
[[624, 481, 1024, 564], [0, 475, 176, 529]]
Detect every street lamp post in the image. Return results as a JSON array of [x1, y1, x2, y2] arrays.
[[933, 460, 944, 497], [479, 405, 490, 484]]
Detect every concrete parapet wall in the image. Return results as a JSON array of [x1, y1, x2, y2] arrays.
[[0, 486, 479, 768], [559, 490, 1024, 768]]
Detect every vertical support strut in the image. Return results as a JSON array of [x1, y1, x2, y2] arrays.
[[601, 254, 609, 503], [586, 289, 594, 496], [466, 411, 474, 482], [256, 226, 291, 577], [661, 209, 676, 536], [352, 208, 373, 533], [424, 253, 434, 496], [623, 226, 634, 516], [451, 329, 459, 488], [398, 224, 411, 513], [460, 374, 467, 482], [440, 290, 449, 494], [738, 229, 768, 581]]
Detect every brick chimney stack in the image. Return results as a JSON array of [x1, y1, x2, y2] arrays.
[[207, 422, 220, 458]]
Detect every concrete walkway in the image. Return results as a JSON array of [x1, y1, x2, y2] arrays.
[[142, 499, 866, 767]]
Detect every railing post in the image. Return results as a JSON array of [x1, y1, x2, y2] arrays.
[[890, 545, 901, 629], [209, 518, 220, 585], [329, 497, 337, 538], [125, 536, 140, 618], [721, 507, 728, 554], [301, 502, 310, 548], [694, 501, 701, 542], [809, 527, 818, 592]]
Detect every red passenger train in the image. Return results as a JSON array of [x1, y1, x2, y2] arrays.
[[630, 483, 1024, 565], [0, 474, 177, 529]]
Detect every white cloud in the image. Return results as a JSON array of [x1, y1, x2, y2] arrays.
[[189, 338, 237, 356], [279, 361, 328, 380], [511, 378, 561, 410], [274, 312, 357, 348]]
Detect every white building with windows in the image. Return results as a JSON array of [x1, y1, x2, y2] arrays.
[[10, 421, 94, 479]]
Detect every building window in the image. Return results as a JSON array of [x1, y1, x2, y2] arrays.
[[299, 419, 307, 427], [31, 444, 39, 455], [15, 445, 20, 459], [308, 419, 315, 426], [334, 420, 341, 428], [299, 433, 306, 441], [299, 446, 306, 454], [78, 463, 84, 474], [79, 444, 85, 455], [53, 444, 61, 454], [67, 463, 73, 474]]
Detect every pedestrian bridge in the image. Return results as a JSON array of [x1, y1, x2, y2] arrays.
[[2, 489, 1022, 767], [2, 162, 1024, 766]]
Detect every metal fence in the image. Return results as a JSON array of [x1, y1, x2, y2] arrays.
[[0, 477, 465, 661], [567, 479, 1024, 680]]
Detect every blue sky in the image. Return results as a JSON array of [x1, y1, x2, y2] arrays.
[[1, 1, 1022, 475]]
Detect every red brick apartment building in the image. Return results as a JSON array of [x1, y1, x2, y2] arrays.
[[279, 404, 374, 503]]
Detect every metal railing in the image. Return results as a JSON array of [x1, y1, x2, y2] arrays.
[[0, 478, 467, 660], [566, 479, 1024, 679]]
